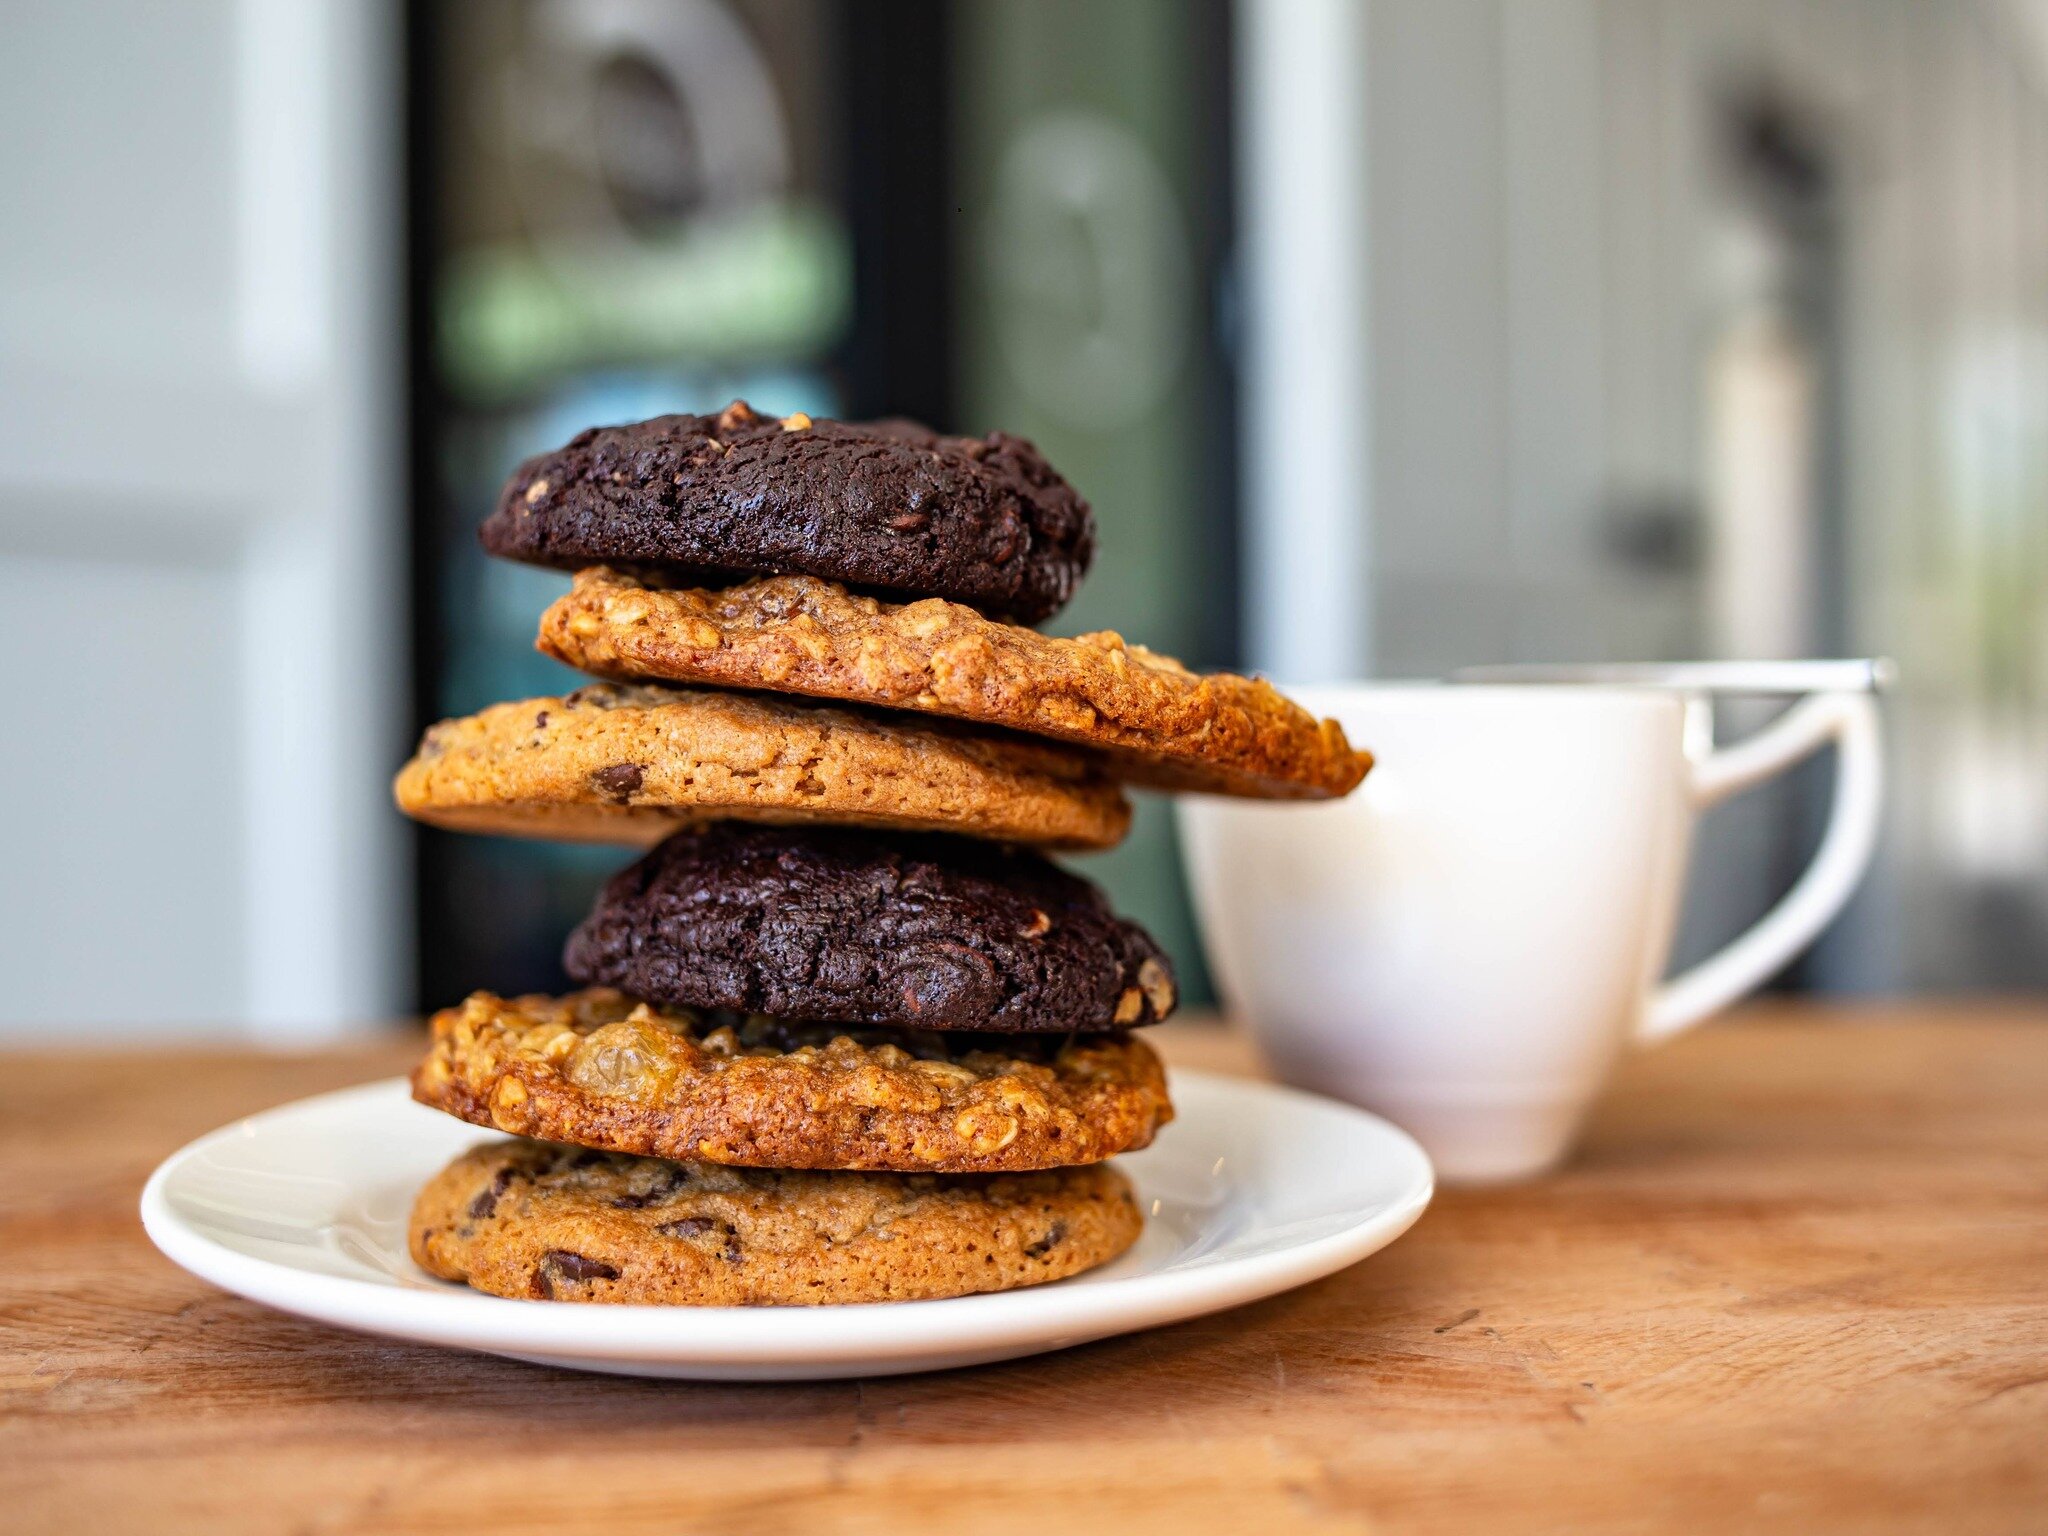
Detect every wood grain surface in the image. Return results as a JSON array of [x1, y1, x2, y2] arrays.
[[3, 1002, 2044, 1535]]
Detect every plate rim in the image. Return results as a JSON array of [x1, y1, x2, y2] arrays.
[[141, 1069, 1433, 1366]]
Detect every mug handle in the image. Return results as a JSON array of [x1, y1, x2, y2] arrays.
[[1640, 690, 1884, 1042]]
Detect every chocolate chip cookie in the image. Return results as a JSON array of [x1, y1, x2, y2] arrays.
[[411, 1138, 1142, 1305], [394, 682, 1131, 851], [539, 568, 1372, 798], [411, 989, 1174, 1174], [481, 401, 1094, 624], [565, 825, 1174, 1034]]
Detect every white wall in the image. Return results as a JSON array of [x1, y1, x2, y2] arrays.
[[1236, 0, 2048, 992], [0, 0, 410, 1040]]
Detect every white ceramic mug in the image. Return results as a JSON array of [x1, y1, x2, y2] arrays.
[[1177, 666, 1884, 1183]]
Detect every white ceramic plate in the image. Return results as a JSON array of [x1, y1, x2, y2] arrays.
[[141, 1071, 1432, 1380]]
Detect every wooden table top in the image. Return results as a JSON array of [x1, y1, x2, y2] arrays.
[[3, 1001, 2044, 1535]]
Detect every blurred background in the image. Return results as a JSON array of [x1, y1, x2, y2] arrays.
[[4, 0, 2046, 1042]]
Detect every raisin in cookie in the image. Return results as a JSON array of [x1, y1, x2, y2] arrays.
[[481, 401, 1094, 624], [539, 568, 1371, 798], [411, 989, 1174, 1174], [411, 1138, 1141, 1305], [394, 681, 1131, 851], [565, 825, 1174, 1033]]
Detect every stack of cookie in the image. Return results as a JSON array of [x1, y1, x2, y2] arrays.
[[395, 401, 1369, 1306]]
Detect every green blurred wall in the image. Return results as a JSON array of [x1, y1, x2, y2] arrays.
[[953, 0, 1234, 1002]]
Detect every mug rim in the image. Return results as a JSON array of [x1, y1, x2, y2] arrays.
[[1277, 681, 1688, 717]]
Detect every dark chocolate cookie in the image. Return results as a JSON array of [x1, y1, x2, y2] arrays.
[[563, 824, 1176, 1033], [480, 400, 1094, 623]]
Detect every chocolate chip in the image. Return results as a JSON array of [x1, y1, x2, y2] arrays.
[[610, 1164, 690, 1208], [533, 709, 550, 730], [657, 1216, 742, 1263], [534, 1249, 620, 1297], [1024, 1221, 1067, 1259], [590, 762, 644, 801], [888, 940, 1000, 1023], [465, 1165, 519, 1220]]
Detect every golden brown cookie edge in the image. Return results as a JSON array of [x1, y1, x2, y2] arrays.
[[408, 1138, 1143, 1305], [410, 989, 1176, 1175], [392, 683, 1134, 851], [539, 570, 1372, 800]]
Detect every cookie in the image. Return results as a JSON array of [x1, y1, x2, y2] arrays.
[[394, 682, 1131, 851], [539, 569, 1373, 799], [565, 825, 1175, 1034], [411, 989, 1174, 1173], [480, 401, 1094, 624], [410, 1138, 1142, 1306]]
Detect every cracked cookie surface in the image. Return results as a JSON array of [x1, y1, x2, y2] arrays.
[[393, 681, 1131, 851], [565, 825, 1174, 1034], [411, 989, 1175, 1173], [540, 568, 1372, 798], [411, 1137, 1141, 1305], [481, 400, 1094, 624]]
